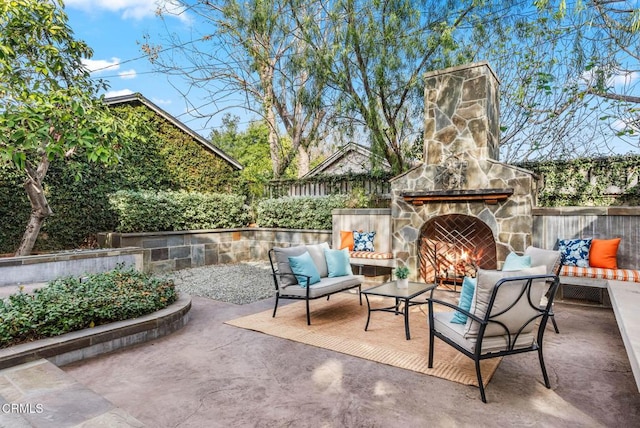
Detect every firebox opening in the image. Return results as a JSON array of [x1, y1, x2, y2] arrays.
[[419, 214, 497, 289]]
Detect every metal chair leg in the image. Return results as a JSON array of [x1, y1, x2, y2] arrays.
[[550, 313, 559, 334]]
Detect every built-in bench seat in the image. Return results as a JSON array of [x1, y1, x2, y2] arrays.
[[606, 280, 640, 393], [558, 266, 640, 307], [332, 208, 397, 275]]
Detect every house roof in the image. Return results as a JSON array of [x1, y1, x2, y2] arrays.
[[302, 142, 391, 178], [104, 93, 243, 171]]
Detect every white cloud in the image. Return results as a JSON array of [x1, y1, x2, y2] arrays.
[[581, 68, 640, 89], [105, 89, 134, 98], [118, 69, 137, 80], [82, 57, 120, 73], [65, 0, 189, 22], [609, 72, 640, 88], [152, 97, 172, 105]]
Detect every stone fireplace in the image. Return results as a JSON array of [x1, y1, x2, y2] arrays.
[[390, 61, 537, 282]]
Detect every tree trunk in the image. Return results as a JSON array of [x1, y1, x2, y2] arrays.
[[297, 144, 310, 178], [15, 159, 53, 256]]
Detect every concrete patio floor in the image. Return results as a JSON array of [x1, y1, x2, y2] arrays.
[[56, 290, 640, 428]]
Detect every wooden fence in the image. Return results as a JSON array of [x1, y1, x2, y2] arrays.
[[265, 176, 391, 198]]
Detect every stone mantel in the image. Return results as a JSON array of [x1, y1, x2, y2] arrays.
[[400, 188, 514, 205]]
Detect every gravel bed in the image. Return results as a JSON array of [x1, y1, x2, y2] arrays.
[[166, 262, 276, 305]]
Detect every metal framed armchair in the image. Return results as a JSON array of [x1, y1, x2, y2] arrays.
[[428, 267, 560, 403], [524, 246, 563, 333]]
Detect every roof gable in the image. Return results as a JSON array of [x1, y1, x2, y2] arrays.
[[302, 142, 391, 178], [104, 93, 242, 171]]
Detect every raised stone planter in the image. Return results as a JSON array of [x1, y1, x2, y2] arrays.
[[0, 247, 144, 287]]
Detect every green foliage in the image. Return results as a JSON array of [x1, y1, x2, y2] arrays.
[[395, 266, 410, 279], [0, 268, 177, 348], [518, 154, 640, 206], [0, 102, 242, 253], [210, 116, 273, 200], [257, 195, 348, 229], [110, 190, 250, 232]]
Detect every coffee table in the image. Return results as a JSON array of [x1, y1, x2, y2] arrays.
[[361, 281, 437, 340]]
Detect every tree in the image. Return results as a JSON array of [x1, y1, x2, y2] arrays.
[[146, 0, 331, 178], [0, 0, 134, 256], [210, 114, 274, 199], [481, 0, 640, 160]]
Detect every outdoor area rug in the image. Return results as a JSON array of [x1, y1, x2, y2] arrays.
[[225, 291, 501, 387]]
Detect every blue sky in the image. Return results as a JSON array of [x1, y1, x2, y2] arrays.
[[64, 0, 234, 137]]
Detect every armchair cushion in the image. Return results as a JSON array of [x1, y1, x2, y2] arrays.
[[464, 266, 547, 339], [273, 246, 308, 286], [524, 246, 562, 275]]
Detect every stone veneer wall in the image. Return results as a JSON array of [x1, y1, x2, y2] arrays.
[[98, 228, 331, 273], [390, 62, 537, 282]]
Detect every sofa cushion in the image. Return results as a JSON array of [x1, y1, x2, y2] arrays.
[[464, 266, 546, 339], [288, 252, 321, 287], [306, 242, 330, 277], [353, 231, 376, 252], [279, 276, 362, 299], [558, 238, 592, 267], [589, 238, 621, 269], [273, 246, 308, 286], [325, 248, 353, 277]]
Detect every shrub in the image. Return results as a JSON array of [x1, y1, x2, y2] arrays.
[[109, 190, 250, 232], [256, 195, 348, 229], [0, 268, 177, 348]]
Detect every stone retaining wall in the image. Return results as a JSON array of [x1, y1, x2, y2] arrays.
[[97, 228, 332, 273]]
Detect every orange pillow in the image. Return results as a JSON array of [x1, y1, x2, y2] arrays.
[[589, 238, 621, 269], [340, 230, 354, 251]]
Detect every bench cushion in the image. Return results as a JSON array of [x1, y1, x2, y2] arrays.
[[560, 266, 640, 283], [349, 251, 393, 259]]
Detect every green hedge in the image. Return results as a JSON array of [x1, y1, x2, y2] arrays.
[[0, 102, 242, 253], [0, 268, 177, 348], [257, 195, 348, 229], [110, 190, 250, 232]]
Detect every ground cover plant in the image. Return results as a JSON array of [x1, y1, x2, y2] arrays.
[[0, 268, 177, 348]]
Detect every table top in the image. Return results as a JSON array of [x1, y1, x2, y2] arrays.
[[361, 281, 436, 299]]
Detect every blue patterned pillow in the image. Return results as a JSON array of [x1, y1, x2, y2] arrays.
[[558, 238, 592, 267], [353, 231, 376, 252]]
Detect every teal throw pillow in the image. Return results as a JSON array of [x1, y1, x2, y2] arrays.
[[288, 252, 321, 287], [502, 252, 532, 271], [324, 248, 353, 277], [451, 276, 477, 324]]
